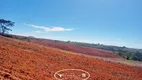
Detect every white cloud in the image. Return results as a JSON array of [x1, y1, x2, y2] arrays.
[[24, 23, 73, 32], [34, 30, 46, 33]]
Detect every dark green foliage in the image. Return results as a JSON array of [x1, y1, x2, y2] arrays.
[[132, 51, 142, 61], [0, 19, 14, 35], [0, 34, 13, 38], [66, 41, 142, 61], [67, 40, 71, 43]]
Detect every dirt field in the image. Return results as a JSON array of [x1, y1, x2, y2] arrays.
[[0, 36, 142, 80], [10, 35, 120, 58]]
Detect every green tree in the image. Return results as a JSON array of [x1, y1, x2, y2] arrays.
[[132, 51, 142, 61], [0, 19, 14, 35]]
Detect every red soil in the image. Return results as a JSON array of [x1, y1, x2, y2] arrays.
[[0, 36, 142, 80], [11, 35, 120, 58]]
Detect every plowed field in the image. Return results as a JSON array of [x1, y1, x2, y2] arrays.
[[0, 36, 142, 80]]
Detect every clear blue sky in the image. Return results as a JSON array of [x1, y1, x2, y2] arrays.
[[0, 0, 142, 49]]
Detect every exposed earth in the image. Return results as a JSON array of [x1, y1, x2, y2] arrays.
[[0, 36, 142, 80]]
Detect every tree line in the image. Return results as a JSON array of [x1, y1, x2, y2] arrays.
[[66, 41, 142, 61]]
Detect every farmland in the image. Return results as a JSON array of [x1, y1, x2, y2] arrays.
[[6, 34, 121, 58], [0, 35, 142, 80]]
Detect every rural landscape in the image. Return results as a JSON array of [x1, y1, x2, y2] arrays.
[[1, 0, 142, 80], [0, 19, 142, 80]]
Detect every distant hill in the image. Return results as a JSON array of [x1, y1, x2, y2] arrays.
[[2, 34, 120, 58], [2, 34, 142, 61], [65, 41, 142, 61]]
